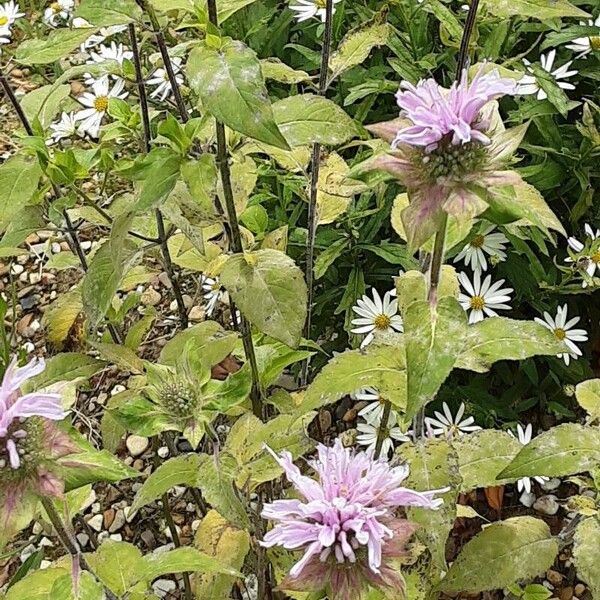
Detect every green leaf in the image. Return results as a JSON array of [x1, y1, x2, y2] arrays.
[[315, 238, 348, 280], [82, 212, 141, 326], [26, 353, 105, 389], [85, 541, 144, 597], [530, 63, 572, 118], [5, 568, 68, 600], [130, 454, 203, 515], [187, 39, 289, 149], [61, 448, 139, 491], [255, 342, 313, 388], [272, 94, 358, 147], [109, 392, 179, 437], [220, 249, 307, 348], [482, 0, 589, 19], [439, 517, 558, 593], [498, 424, 600, 480], [134, 154, 182, 212], [455, 318, 568, 373], [260, 58, 311, 84], [575, 379, 600, 422], [16, 28, 96, 65], [484, 180, 566, 236], [328, 13, 389, 82], [0, 154, 42, 231], [50, 571, 105, 600], [89, 341, 144, 374], [400, 439, 460, 572], [193, 509, 251, 599], [424, 0, 463, 41], [20, 85, 71, 130], [454, 430, 523, 491], [523, 584, 553, 600], [159, 320, 238, 368], [142, 547, 241, 580], [75, 0, 142, 26], [296, 338, 406, 418], [573, 517, 600, 598], [42, 287, 83, 349], [404, 296, 467, 419], [199, 0, 259, 21], [0, 206, 45, 250]]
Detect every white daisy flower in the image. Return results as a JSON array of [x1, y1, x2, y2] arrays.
[[147, 57, 184, 102], [0, 25, 10, 44], [453, 224, 509, 273], [73, 18, 128, 51], [47, 111, 80, 145], [425, 401, 481, 438], [0, 1, 24, 26], [353, 387, 388, 424], [535, 304, 588, 366], [517, 50, 578, 100], [289, 0, 342, 23], [75, 77, 128, 139], [458, 271, 513, 324], [356, 410, 410, 457], [509, 424, 548, 494], [84, 42, 133, 85], [565, 224, 600, 287], [201, 275, 224, 317], [351, 288, 403, 347], [565, 16, 600, 57], [43, 0, 74, 27]]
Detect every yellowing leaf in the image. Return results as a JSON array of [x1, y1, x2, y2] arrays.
[[43, 287, 83, 348]]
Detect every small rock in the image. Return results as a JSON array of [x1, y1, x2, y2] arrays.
[[11, 264, 24, 275], [191, 519, 201, 532], [111, 384, 126, 396], [39, 560, 52, 570], [32, 522, 43, 535], [76, 533, 89, 548], [87, 514, 103, 532], [80, 240, 92, 250], [152, 579, 177, 598], [541, 478, 561, 492], [182, 294, 193, 308], [158, 272, 172, 288], [51, 242, 61, 254], [534, 495, 560, 516], [169, 299, 178, 312], [103, 508, 116, 530], [109, 509, 126, 533], [560, 586, 574, 600], [547, 569, 563, 586], [39, 537, 53, 548], [141, 529, 156, 548], [575, 584, 586, 596], [342, 408, 358, 422], [519, 491, 536, 508], [141, 287, 161, 306], [133, 458, 144, 470], [157, 446, 169, 459], [109, 533, 123, 542], [97, 531, 109, 543], [126, 435, 150, 457], [91, 502, 101, 514], [20, 544, 36, 562], [188, 305, 205, 321]]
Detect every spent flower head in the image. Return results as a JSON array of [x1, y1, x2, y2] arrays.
[[261, 439, 445, 599]]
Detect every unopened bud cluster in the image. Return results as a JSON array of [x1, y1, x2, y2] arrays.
[[159, 381, 199, 418], [420, 140, 487, 183], [0, 417, 43, 477]]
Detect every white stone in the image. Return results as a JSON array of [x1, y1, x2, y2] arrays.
[[109, 509, 126, 533], [152, 579, 177, 598], [126, 435, 150, 457], [32, 522, 43, 535], [76, 533, 90, 548], [97, 531, 109, 543], [40, 560, 52, 570], [20, 543, 36, 562], [88, 514, 104, 532], [11, 264, 24, 275], [91, 501, 101, 514], [109, 533, 123, 542], [111, 384, 126, 396], [157, 446, 169, 459], [519, 491, 536, 508], [533, 494, 560, 516], [541, 478, 561, 492], [80, 241, 92, 250], [51, 242, 62, 254], [39, 537, 53, 548]]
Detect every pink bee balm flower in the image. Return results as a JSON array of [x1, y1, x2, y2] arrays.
[[261, 439, 445, 599], [393, 69, 516, 152], [0, 356, 65, 469]]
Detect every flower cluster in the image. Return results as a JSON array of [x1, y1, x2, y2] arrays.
[[261, 439, 445, 599]]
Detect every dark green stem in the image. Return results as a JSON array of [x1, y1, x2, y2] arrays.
[[374, 400, 393, 460]]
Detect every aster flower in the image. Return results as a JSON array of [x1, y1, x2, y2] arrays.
[[261, 440, 444, 600], [458, 270, 513, 324], [0, 1, 24, 25], [425, 401, 480, 438], [365, 67, 520, 248], [0, 25, 11, 44], [84, 42, 133, 85], [534, 304, 588, 366], [453, 223, 508, 273], [516, 50, 578, 100], [43, 0, 74, 26], [565, 17, 600, 58], [351, 288, 403, 348], [509, 424, 548, 494], [47, 111, 80, 145], [201, 275, 224, 317], [565, 223, 600, 288], [356, 410, 411, 457], [289, 0, 342, 23], [73, 17, 128, 51], [147, 57, 184, 102], [354, 387, 387, 423], [76, 77, 128, 139]]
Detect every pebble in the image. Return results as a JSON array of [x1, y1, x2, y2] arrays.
[[158, 272, 172, 288], [169, 299, 178, 312], [188, 305, 205, 321], [20, 544, 37, 562], [182, 294, 193, 308], [520, 491, 536, 508], [541, 478, 561, 492], [51, 242, 61, 254], [80, 241, 92, 250], [575, 584, 586, 596], [88, 514, 103, 532], [103, 508, 116, 530], [109, 533, 123, 542], [141, 287, 161, 306], [76, 533, 89, 548], [109, 509, 126, 533], [157, 446, 169, 459], [97, 531, 109, 543], [39, 537, 53, 548], [40, 560, 52, 570], [91, 502, 101, 514], [32, 522, 43, 535], [534, 495, 560, 516], [111, 384, 126, 396], [560, 586, 574, 600], [11, 264, 24, 275], [126, 435, 150, 457], [152, 579, 177, 598], [546, 569, 563, 586]]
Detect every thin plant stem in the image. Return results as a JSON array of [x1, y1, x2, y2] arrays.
[[415, 0, 481, 437], [134, 0, 188, 122], [0, 67, 123, 344], [300, 0, 334, 387], [40, 497, 118, 600], [128, 23, 189, 329], [373, 400, 392, 460]]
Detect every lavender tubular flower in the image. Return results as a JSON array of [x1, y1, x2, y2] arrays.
[[261, 440, 445, 599]]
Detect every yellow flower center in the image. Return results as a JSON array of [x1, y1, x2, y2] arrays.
[[0, 16, 8, 26], [315, 0, 327, 7], [591, 251, 600, 265], [94, 96, 109, 112], [590, 36, 600, 51], [51, 2, 62, 12], [211, 281, 220, 291], [374, 314, 391, 330], [470, 295, 485, 311], [554, 328, 567, 341], [470, 234, 485, 249]]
